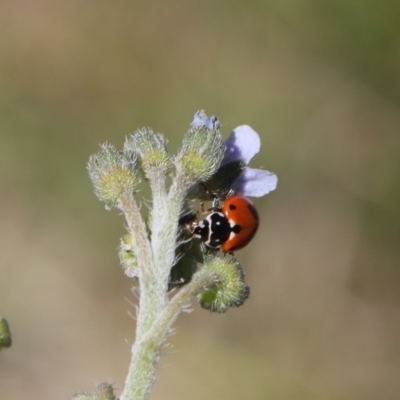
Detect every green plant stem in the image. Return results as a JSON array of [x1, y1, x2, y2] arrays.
[[120, 269, 217, 400], [149, 270, 218, 341], [119, 191, 153, 279], [118, 174, 183, 399], [149, 170, 167, 232], [119, 170, 209, 400], [119, 188, 164, 400]]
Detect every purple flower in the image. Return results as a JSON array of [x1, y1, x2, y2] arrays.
[[190, 111, 277, 198], [190, 110, 220, 131], [222, 125, 277, 197]]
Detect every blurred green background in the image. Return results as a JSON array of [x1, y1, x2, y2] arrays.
[[1, 1, 400, 399]]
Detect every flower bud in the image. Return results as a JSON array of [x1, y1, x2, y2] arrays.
[[119, 234, 139, 278], [195, 254, 250, 313], [190, 109, 220, 130], [0, 317, 11, 350], [125, 128, 170, 178], [87, 144, 140, 208], [95, 382, 117, 400], [176, 118, 225, 184]]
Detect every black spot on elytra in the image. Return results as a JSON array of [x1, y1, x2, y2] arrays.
[[232, 225, 241, 233], [229, 204, 237, 210]]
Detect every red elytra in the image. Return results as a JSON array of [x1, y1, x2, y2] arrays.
[[190, 194, 260, 253], [220, 194, 259, 253]]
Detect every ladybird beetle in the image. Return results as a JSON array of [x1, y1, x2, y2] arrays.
[[192, 194, 259, 253]]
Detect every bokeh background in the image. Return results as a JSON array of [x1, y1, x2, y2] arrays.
[[1, 1, 400, 399]]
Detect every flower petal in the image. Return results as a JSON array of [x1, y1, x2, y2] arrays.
[[221, 125, 260, 165], [231, 167, 278, 197], [190, 110, 207, 128], [190, 110, 220, 130]]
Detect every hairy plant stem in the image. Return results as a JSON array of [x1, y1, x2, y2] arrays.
[[119, 189, 163, 400], [119, 174, 201, 400], [118, 191, 153, 279], [120, 268, 218, 400]]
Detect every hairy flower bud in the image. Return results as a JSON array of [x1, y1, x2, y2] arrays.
[[87, 144, 140, 208], [0, 317, 11, 350], [119, 234, 139, 278], [96, 383, 117, 400], [195, 254, 250, 313], [175, 116, 225, 184], [125, 128, 170, 178], [70, 383, 116, 400]]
